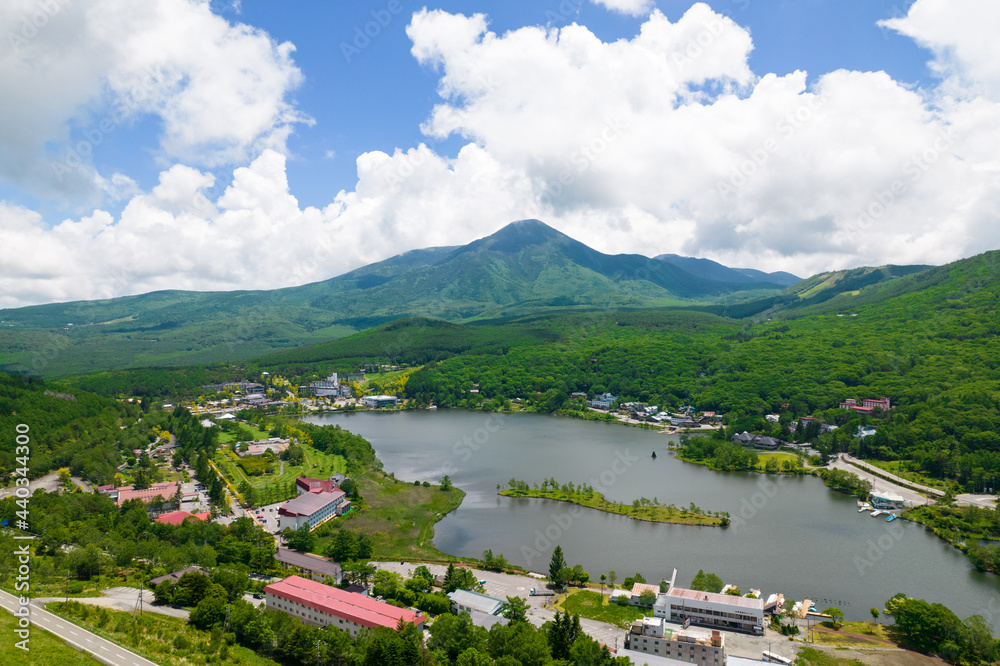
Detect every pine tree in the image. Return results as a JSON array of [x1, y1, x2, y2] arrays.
[[549, 545, 567, 587]]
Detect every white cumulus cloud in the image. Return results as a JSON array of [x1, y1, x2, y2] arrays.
[[0, 0, 308, 201], [4, 0, 1000, 309], [589, 0, 656, 18]]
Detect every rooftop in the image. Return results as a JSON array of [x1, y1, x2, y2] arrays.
[[631, 583, 661, 598], [666, 587, 765, 610], [154, 510, 210, 525], [448, 589, 505, 613], [278, 489, 346, 517], [264, 575, 424, 630], [148, 565, 205, 587], [275, 547, 340, 576]]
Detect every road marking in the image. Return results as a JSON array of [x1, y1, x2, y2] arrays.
[[100, 645, 109, 650], [86, 638, 94, 643], [70, 630, 79, 635]]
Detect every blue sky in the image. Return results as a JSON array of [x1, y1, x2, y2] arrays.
[[2, 0, 999, 307]]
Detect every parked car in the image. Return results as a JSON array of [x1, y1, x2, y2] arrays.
[[253, 592, 264, 599]]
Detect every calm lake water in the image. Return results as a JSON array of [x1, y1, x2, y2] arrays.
[[305, 410, 1000, 626]]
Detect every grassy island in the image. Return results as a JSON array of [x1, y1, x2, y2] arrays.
[[498, 478, 729, 527]]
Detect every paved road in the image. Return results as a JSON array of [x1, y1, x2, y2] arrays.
[[0, 589, 159, 666], [834, 455, 999, 509], [0, 471, 92, 499], [828, 455, 933, 507]]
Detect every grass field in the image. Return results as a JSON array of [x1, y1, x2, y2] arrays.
[[807, 621, 896, 648], [360, 368, 420, 393], [216, 424, 271, 444], [794, 647, 867, 666], [1, 573, 145, 600], [314, 470, 468, 561], [0, 607, 104, 665], [755, 452, 802, 471], [45, 601, 278, 666], [861, 459, 949, 490], [498, 488, 726, 526], [214, 443, 346, 491], [558, 590, 652, 628]]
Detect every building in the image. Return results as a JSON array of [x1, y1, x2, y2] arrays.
[[654, 587, 765, 635], [856, 426, 877, 439], [765, 414, 780, 423], [305, 373, 353, 398], [149, 565, 206, 587], [238, 438, 290, 457], [870, 490, 905, 510], [839, 397, 891, 413], [588, 392, 618, 409], [154, 510, 210, 525], [448, 589, 505, 616], [469, 609, 509, 631], [295, 476, 340, 494], [624, 617, 725, 666], [201, 381, 266, 394], [264, 575, 425, 636], [863, 397, 891, 410], [362, 395, 398, 408], [630, 583, 662, 606], [278, 489, 349, 532], [732, 432, 782, 450], [275, 547, 341, 581], [104, 481, 180, 507]]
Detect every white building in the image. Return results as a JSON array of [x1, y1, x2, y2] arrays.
[[624, 616, 726, 665], [448, 589, 505, 616], [277, 489, 349, 532], [362, 395, 398, 408], [870, 489, 905, 510], [654, 587, 764, 635]]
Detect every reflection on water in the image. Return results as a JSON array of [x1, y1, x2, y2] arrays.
[[306, 410, 1000, 626]]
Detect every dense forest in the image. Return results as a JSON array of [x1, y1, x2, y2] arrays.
[[0, 372, 138, 482]]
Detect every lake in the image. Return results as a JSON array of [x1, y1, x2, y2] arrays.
[[305, 410, 1000, 626]]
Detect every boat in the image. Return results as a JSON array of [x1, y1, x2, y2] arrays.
[[871, 509, 883, 517], [886, 514, 897, 522]]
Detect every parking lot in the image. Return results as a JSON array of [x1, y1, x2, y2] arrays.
[[248, 501, 286, 534], [373, 562, 624, 649]]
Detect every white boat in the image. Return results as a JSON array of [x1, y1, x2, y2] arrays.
[[871, 509, 883, 517]]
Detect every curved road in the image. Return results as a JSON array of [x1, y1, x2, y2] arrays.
[[0, 589, 158, 666]]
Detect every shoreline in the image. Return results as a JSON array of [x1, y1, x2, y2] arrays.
[[498, 488, 728, 527]]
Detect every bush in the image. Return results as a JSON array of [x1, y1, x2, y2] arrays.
[[68, 580, 85, 594]]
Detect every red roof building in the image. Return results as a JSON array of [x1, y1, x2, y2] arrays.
[[154, 510, 211, 525], [264, 575, 425, 636], [116, 481, 180, 507], [840, 397, 889, 413], [295, 477, 338, 494]]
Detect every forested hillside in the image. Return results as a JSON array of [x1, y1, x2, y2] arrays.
[[0, 373, 138, 482], [0, 220, 794, 377], [397, 251, 1000, 488]]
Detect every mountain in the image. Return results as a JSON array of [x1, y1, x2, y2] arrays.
[[0, 219, 797, 377], [655, 254, 800, 287]]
